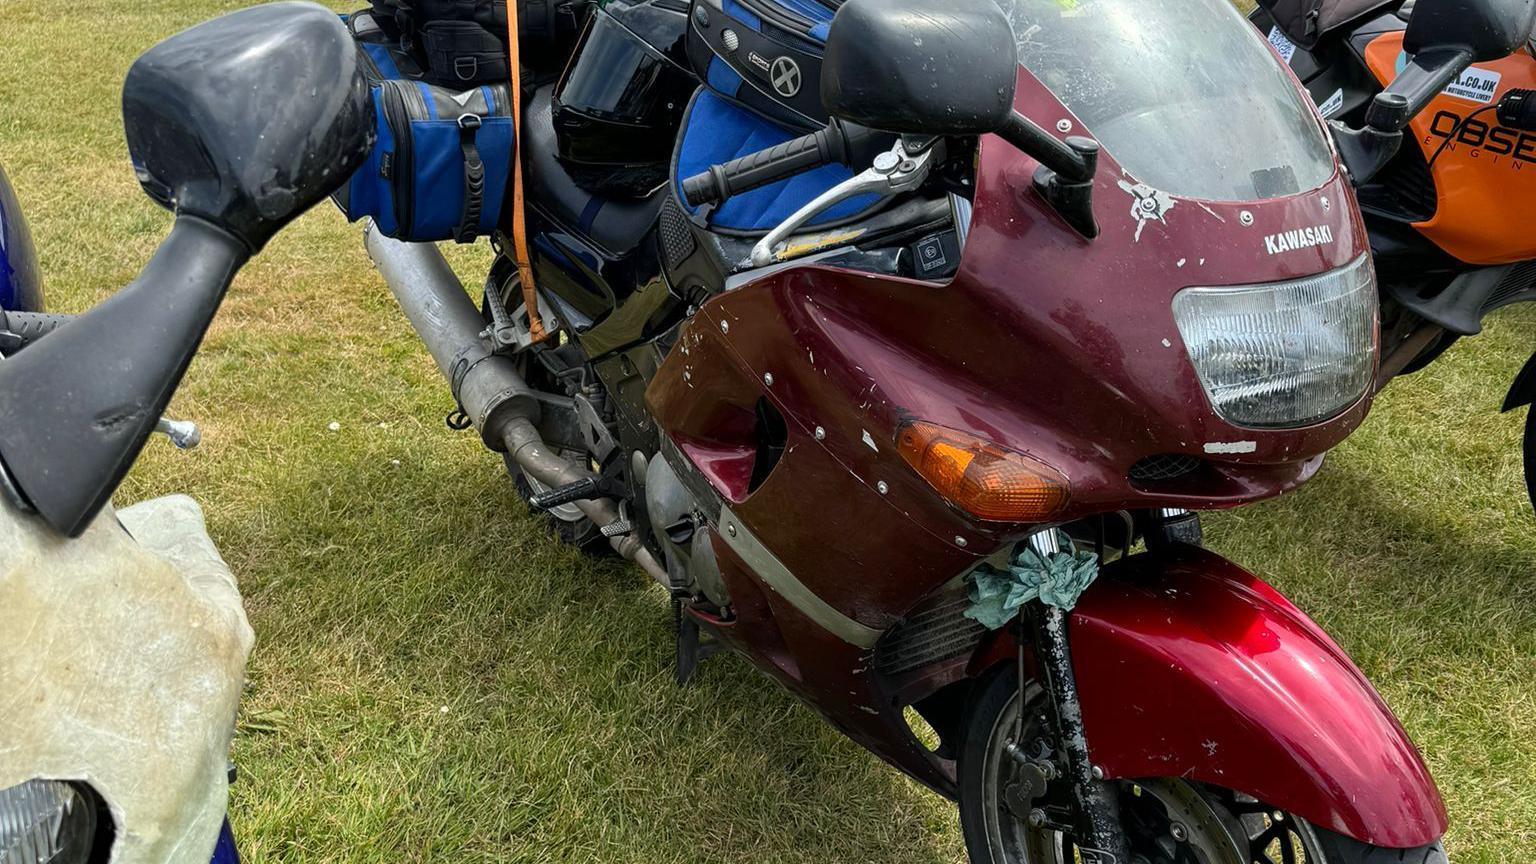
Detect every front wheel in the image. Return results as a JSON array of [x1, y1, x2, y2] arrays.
[[957, 666, 1447, 864]]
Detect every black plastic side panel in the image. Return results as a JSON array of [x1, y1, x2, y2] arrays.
[[1384, 259, 1536, 335]]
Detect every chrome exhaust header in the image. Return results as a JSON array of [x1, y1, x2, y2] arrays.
[[364, 223, 667, 583]]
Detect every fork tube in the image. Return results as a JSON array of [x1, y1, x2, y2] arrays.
[[1024, 530, 1129, 863]]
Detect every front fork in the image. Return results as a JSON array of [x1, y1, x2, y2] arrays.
[[1019, 509, 1200, 863]]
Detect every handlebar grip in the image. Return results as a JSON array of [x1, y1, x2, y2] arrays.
[[0, 310, 77, 351], [682, 121, 883, 208]]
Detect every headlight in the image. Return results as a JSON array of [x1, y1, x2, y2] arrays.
[[0, 780, 97, 863], [1172, 255, 1377, 429]]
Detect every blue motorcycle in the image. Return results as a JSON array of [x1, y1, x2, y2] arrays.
[[0, 164, 44, 315]]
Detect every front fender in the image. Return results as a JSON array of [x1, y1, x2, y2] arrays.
[[1072, 546, 1447, 848], [1502, 351, 1536, 412]]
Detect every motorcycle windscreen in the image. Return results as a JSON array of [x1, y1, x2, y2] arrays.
[[998, 0, 1336, 202]]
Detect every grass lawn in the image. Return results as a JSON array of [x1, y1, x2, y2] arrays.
[[2, 1, 1532, 861]]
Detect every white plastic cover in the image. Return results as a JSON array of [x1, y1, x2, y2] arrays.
[[0, 494, 253, 863]]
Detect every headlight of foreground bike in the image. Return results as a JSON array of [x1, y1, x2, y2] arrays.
[[1172, 255, 1377, 429], [0, 780, 97, 863]]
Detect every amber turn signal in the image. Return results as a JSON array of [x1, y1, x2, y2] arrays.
[[896, 421, 1069, 523]]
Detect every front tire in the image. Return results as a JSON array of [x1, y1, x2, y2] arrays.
[[957, 665, 1447, 864]]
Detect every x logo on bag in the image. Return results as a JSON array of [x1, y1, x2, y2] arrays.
[[770, 56, 802, 98]]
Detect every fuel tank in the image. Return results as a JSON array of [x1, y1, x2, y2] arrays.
[[0, 163, 44, 313]]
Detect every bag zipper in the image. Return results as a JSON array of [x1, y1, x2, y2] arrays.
[[381, 80, 419, 233]]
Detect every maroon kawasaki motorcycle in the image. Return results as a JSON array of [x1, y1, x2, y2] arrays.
[[4, 0, 1530, 862]]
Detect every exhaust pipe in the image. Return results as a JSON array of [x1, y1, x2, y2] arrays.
[[363, 221, 538, 450], [364, 223, 667, 584]]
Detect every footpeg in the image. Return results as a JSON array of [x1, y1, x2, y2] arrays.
[[527, 476, 624, 511], [155, 417, 201, 450]]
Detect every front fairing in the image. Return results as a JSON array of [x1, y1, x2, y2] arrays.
[[899, 68, 1373, 517], [659, 77, 1372, 542], [649, 40, 1374, 568]]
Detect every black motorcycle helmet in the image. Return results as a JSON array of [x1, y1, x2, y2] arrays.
[[551, 0, 698, 198], [0, 163, 44, 314]]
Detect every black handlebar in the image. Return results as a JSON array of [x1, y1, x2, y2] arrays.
[[681, 120, 887, 208], [0, 310, 76, 354]]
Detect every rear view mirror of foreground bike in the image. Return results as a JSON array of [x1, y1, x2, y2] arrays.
[[819, 0, 1102, 237], [0, 2, 374, 536], [1334, 0, 1536, 183]]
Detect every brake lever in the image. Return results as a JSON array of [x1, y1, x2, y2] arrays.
[[748, 139, 935, 268]]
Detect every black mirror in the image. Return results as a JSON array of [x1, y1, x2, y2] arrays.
[[123, 1, 375, 251], [820, 0, 1018, 136], [820, 0, 1100, 238], [1405, 0, 1536, 62]]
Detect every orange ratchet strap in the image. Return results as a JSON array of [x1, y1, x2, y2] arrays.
[[505, 0, 547, 342]]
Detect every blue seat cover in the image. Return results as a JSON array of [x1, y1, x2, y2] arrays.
[[676, 89, 881, 234]]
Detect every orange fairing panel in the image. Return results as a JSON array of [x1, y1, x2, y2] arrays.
[[1364, 32, 1536, 265]]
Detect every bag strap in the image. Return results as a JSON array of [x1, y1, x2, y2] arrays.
[[395, 0, 416, 52], [504, 0, 549, 341], [454, 113, 485, 244]]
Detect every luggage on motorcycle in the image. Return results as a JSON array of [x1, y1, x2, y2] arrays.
[[685, 0, 837, 131], [387, 0, 590, 84], [422, 17, 512, 87], [552, 0, 696, 198], [363, 0, 406, 39], [1256, 0, 1396, 49], [349, 9, 425, 82], [335, 80, 515, 243]]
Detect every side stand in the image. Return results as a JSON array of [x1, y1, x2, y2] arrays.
[[673, 596, 722, 687]]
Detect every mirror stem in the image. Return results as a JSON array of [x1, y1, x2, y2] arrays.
[[1335, 44, 1475, 186], [997, 111, 1096, 182], [996, 111, 1101, 240], [0, 216, 247, 535], [1372, 46, 1475, 133]]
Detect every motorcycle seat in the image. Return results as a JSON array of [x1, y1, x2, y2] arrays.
[[672, 88, 884, 236], [525, 86, 665, 257]]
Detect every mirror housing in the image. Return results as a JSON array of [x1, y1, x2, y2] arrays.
[[122, 2, 375, 252], [1404, 0, 1536, 62], [820, 0, 1099, 238], [820, 0, 1018, 135]]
